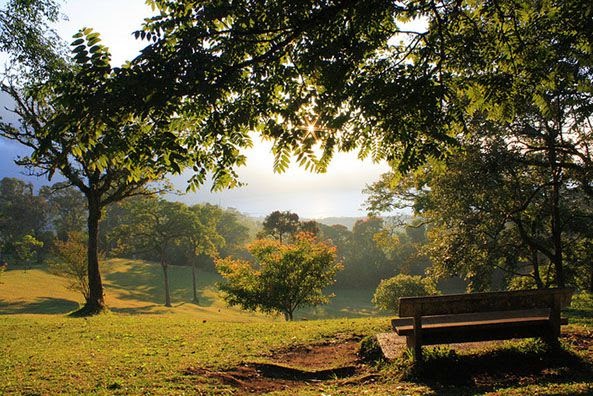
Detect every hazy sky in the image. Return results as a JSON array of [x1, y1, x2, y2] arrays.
[[1, 0, 391, 218]]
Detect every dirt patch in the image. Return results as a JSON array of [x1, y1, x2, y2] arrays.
[[265, 338, 362, 369], [184, 337, 371, 394]]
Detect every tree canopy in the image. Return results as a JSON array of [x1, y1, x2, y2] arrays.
[[216, 232, 342, 320], [123, 0, 588, 175]]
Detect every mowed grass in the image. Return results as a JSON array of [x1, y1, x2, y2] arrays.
[[0, 262, 389, 394], [0, 315, 389, 395], [1, 262, 592, 395]]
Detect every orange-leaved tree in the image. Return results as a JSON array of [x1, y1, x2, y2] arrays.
[[216, 232, 342, 320]]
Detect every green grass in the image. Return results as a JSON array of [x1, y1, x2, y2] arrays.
[[565, 291, 593, 326], [0, 315, 388, 395]]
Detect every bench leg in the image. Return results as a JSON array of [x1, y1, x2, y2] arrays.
[[406, 336, 423, 362], [542, 330, 561, 351], [544, 295, 562, 350], [410, 316, 423, 363]]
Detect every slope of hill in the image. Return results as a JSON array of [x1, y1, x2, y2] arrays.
[[0, 259, 265, 320], [0, 259, 378, 319]]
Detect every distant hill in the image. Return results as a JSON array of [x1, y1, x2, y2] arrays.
[[314, 217, 363, 230], [248, 214, 414, 231], [246, 215, 365, 230], [313, 214, 414, 230]]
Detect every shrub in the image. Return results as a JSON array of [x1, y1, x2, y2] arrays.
[[372, 274, 439, 313], [48, 232, 90, 301]]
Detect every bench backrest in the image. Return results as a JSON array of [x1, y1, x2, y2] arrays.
[[398, 288, 573, 318]]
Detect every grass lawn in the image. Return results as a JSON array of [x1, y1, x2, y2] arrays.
[[1, 262, 592, 395]]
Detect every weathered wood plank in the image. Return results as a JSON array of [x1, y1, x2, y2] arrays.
[[398, 288, 573, 318]]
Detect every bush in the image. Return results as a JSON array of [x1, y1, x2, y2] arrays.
[[48, 232, 90, 301], [372, 274, 439, 313]]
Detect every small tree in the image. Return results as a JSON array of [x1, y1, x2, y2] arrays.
[[372, 274, 438, 314], [49, 232, 90, 301], [14, 234, 44, 270], [216, 233, 342, 320], [115, 197, 195, 307]]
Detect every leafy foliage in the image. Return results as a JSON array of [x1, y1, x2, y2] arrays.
[[260, 210, 301, 243], [367, 132, 593, 292], [49, 232, 90, 301], [0, 0, 65, 79], [130, 0, 457, 173], [0, 178, 48, 263], [13, 234, 44, 269], [216, 233, 342, 320], [40, 183, 87, 241], [372, 274, 438, 313]]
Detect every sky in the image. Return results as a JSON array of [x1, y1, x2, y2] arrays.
[[0, 0, 392, 219]]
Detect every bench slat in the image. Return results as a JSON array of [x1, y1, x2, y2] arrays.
[[394, 315, 550, 336]]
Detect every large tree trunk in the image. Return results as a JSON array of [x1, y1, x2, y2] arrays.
[[78, 195, 106, 315], [191, 263, 199, 304], [162, 257, 172, 307]]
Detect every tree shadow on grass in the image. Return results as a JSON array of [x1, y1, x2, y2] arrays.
[[408, 341, 593, 395], [104, 261, 216, 310], [104, 263, 162, 304], [0, 297, 80, 314]]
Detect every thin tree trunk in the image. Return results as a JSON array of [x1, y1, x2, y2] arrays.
[[79, 195, 106, 315], [547, 130, 565, 288], [550, 169, 564, 287], [531, 248, 544, 289], [192, 263, 199, 304], [162, 257, 172, 307]]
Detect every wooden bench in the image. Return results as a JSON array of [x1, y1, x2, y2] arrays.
[[392, 288, 573, 362]]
